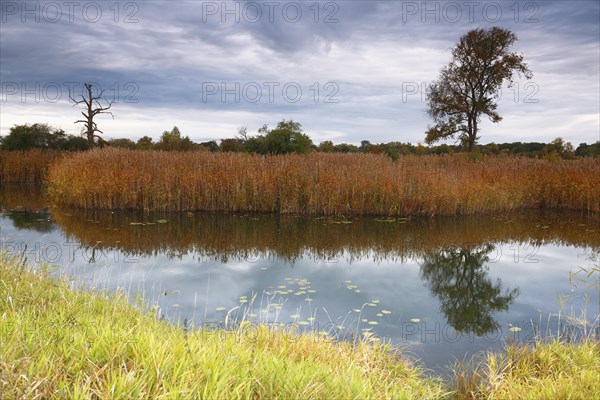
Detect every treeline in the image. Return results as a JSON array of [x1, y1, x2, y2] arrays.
[[2, 121, 599, 159]]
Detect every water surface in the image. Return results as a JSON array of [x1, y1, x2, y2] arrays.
[[1, 185, 598, 374]]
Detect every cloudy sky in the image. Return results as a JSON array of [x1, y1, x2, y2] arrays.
[[1, 0, 599, 145]]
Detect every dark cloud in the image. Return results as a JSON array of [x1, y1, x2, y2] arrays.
[[1, 0, 598, 144]]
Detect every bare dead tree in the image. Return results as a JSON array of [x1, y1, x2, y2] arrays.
[[70, 83, 114, 146]]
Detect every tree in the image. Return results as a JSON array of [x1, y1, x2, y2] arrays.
[[425, 27, 532, 152], [420, 244, 519, 335], [69, 83, 115, 146], [136, 136, 154, 150], [318, 141, 335, 153], [108, 138, 137, 149], [219, 138, 244, 152], [155, 126, 196, 151], [0, 123, 90, 151], [70, 83, 114, 146], [261, 120, 313, 154]]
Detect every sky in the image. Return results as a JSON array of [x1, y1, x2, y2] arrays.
[[1, 0, 599, 146]]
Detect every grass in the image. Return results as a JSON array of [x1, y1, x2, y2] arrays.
[[0, 252, 447, 399], [1, 252, 599, 399], [46, 149, 600, 215], [451, 340, 600, 399]]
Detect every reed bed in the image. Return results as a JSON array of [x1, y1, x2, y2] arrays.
[[47, 149, 600, 215], [0, 150, 63, 184]]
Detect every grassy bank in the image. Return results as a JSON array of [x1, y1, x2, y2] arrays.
[[453, 339, 600, 399], [0, 252, 446, 399], [47, 149, 600, 215], [1, 253, 599, 399], [0, 150, 63, 184]]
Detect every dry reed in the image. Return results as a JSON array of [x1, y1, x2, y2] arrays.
[[47, 148, 600, 216], [0, 150, 63, 184]]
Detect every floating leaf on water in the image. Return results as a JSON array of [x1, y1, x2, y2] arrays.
[[290, 314, 300, 319], [284, 277, 292, 281], [130, 222, 144, 226], [239, 295, 247, 299], [215, 307, 226, 311], [344, 280, 352, 283], [294, 291, 306, 295], [367, 303, 376, 307], [340, 220, 352, 224], [260, 267, 268, 270], [410, 318, 421, 323], [239, 299, 248, 303], [541, 225, 549, 229], [376, 313, 383, 317], [372, 300, 380, 304], [353, 309, 361, 313], [368, 321, 378, 325], [307, 290, 316, 293], [305, 298, 313, 302], [319, 331, 328, 336], [381, 310, 391, 314], [273, 304, 282, 309], [361, 319, 368, 323], [157, 219, 168, 224], [307, 317, 316, 322], [277, 285, 286, 289], [509, 326, 522, 332], [298, 321, 309, 326]]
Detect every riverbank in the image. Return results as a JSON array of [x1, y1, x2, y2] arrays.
[[1, 252, 599, 399], [0, 252, 446, 399]]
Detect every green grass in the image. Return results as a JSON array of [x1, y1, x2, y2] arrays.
[[1, 251, 598, 399], [452, 339, 600, 399], [0, 252, 446, 399]]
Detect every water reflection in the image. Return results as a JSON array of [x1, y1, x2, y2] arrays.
[[1, 184, 599, 372], [47, 209, 599, 264], [420, 244, 519, 335]]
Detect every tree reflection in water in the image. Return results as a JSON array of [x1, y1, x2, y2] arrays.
[[420, 244, 519, 335]]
